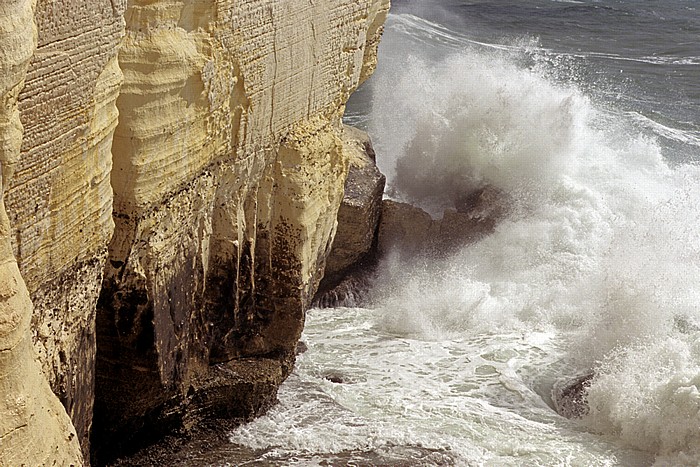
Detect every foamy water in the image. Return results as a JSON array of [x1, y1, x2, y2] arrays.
[[228, 3, 700, 466]]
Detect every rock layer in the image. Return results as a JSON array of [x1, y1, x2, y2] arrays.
[[0, 0, 390, 463], [0, 0, 83, 464], [93, 0, 390, 460], [5, 0, 126, 456]]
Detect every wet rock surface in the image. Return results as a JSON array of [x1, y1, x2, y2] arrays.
[[377, 200, 435, 258], [112, 437, 458, 467], [314, 271, 378, 308], [378, 185, 509, 260], [317, 185, 510, 309], [316, 126, 386, 296], [552, 372, 595, 419], [93, 355, 294, 465]]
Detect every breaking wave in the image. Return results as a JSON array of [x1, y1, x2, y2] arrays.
[[367, 12, 700, 464], [228, 8, 700, 465]]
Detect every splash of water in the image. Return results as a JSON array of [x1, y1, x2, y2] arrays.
[[366, 13, 700, 464], [227, 11, 700, 466]]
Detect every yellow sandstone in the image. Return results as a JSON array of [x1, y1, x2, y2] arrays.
[[0, 0, 390, 463], [0, 0, 84, 464]]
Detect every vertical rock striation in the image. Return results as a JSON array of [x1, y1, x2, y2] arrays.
[[94, 0, 390, 459], [0, 0, 389, 462], [5, 0, 126, 455], [0, 0, 83, 464]]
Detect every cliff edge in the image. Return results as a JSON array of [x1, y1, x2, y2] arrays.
[[0, 0, 390, 464]]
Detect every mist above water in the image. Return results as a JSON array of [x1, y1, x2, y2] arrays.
[[364, 11, 700, 463], [228, 5, 700, 465]]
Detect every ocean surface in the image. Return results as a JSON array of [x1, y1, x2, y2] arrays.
[[225, 1, 700, 465]]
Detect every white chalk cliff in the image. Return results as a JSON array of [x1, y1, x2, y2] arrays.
[[0, 0, 389, 464]]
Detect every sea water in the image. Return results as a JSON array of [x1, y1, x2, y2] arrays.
[[226, 1, 700, 465]]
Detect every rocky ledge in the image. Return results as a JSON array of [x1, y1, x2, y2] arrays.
[[315, 180, 510, 308]]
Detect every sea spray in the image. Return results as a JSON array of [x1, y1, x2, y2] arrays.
[[367, 13, 700, 463], [228, 6, 700, 465]]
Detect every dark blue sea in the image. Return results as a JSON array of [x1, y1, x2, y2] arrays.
[[222, 2, 700, 465]]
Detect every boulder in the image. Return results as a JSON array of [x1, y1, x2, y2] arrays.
[[377, 200, 435, 257], [313, 126, 385, 308], [455, 185, 508, 223], [322, 125, 386, 282], [378, 185, 509, 258]]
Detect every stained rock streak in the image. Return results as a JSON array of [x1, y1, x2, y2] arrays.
[[0, 0, 390, 464]]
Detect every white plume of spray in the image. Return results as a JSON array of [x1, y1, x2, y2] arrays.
[[366, 13, 700, 462], [371, 46, 589, 214]]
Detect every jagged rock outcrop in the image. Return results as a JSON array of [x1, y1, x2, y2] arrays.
[[321, 126, 385, 284], [552, 373, 594, 419], [313, 126, 385, 307], [0, 0, 390, 463], [0, 0, 83, 464], [378, 186, 508, 259]]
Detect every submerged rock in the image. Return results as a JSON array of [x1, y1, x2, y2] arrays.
[[296, 341, 309, 355], [552, 372, 595, 419], [455, 185, 508, 219], [323, 371, 351, 384], [112, 436, 458, 467]]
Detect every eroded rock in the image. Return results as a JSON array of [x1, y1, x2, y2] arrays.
[[0, 1, 84, 464], [552, 372, 594, 419], [92, 0, 391, 461], [316, 125, 386, 298], [0, 0, 391, 462]]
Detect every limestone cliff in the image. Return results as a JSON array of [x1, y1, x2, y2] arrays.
[[4, 0, 125, 457], [0, 0, 83, 465], [0, 0, 389, 463]]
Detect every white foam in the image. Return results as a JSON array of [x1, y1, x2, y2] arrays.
[[585, 338, 700, 462], [230, 9, 700, 465], [231, 308, 648, 465], [366, 12, 700, 463]]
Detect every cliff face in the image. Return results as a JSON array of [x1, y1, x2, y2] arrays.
[[0, 0, 85, 464], [0, 0, 388, 464], [6, 0, 125, 457]]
